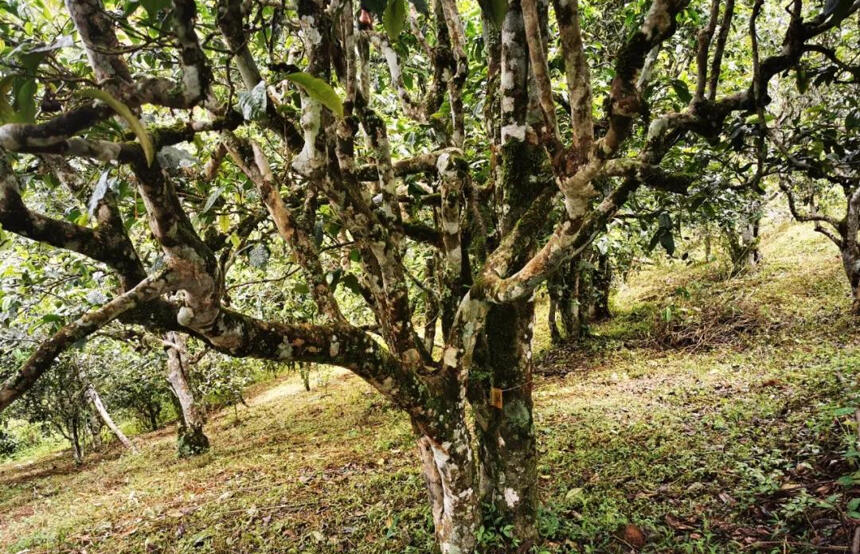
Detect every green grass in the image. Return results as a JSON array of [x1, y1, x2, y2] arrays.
[[1, 221, 859, 553]]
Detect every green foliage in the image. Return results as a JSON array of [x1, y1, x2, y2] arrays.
[[283, 73, 344, 118], [382, 0, 407, 41]]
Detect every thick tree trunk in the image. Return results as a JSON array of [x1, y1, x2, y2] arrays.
[[470, 301, 539, 547], [416, 425, 480, 554], [85, 385, 136, 452], [164, 332, 209, 456]]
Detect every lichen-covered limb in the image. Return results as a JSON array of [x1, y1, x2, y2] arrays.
[[222, 134, 346, 323], [357, 105, 402, 225], [552, 0, 593, 156], [64, 0, 132, 83], [0, 270, 176, 412], [596, 0, 690, 157], [436, 150, 468, 332], [215, 0, 303, 151], [195, 308, 430, 414], [129, 154, 223, 334], [353, 150, 443, 181], [520, 0, 562, 156], [215, 0, 263, 89], [0, 109, 241, 164], [324, 133, 426, 362], [707, 0, 735, 99], [368, 33, 425, 121], [475, 185, 557, 294], [601, 159, 693, 194], [0, 159, 146, 286], [0, 107, 109, 152], [498, 0, 529, 147], [169, 0, 212, 106], [476, 177, 640, 304], [438, 0, 468, 146], [66, 0, 209, 108], [694, 0, 720, 101]]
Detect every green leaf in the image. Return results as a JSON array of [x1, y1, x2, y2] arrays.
[[338, 273, 364, 296], [202, 186, 225, 214], [140, 0, 170, 19], [662, 306, 672, 322], [485, 0, 508, 27], [78, 88, 155, 166], [383, 0, 407, 41], [13, 78, 36, 123], [284, 72, 343, 118], [670, 79, 691, 104]]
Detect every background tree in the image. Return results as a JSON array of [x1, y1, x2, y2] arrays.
[[773, 77, 860, 312]]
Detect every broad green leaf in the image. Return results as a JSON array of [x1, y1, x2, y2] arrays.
[[13, 78, 36, 123], [670, 79, 691, 104], [383, 0, 407, 41], [140, 0, 170, 19], [485, 0, 508, 28], [78, 88, 155, 166], [284, 72, 344, 118], [217, 214, 231, 233]]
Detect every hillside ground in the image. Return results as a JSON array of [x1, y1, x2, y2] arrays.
[[1, 219, 859, 553]]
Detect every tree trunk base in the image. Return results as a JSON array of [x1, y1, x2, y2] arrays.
[[176, 426, 210, 457]]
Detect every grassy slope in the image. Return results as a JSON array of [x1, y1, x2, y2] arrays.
[[1, 221, 859, 553]]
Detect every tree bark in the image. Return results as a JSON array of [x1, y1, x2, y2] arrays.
[[85, 385, 136, 452], [415, 414, 480, 554], [164, 332, 209, 456], [470, 300, 539, 546], [70, 419, 83, 465], [86, 384, 137, 452]]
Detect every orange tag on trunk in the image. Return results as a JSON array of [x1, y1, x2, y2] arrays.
[[490, 387, 503, 409]]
